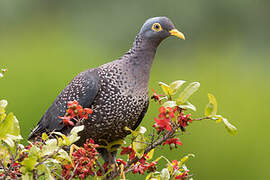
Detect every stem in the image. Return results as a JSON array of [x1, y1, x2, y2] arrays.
[[69, 163, 79, 180], [96, 159, 105, 175], [192, 117, 212, 121], [107, 127, 176, 180]]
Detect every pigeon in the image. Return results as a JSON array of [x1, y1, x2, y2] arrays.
[[29, 16, 185, 163]]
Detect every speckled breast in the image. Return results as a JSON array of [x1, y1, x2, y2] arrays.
[[79, 62, 148, 143]]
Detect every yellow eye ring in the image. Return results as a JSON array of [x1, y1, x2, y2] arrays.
[[152, 23, 162, 32]]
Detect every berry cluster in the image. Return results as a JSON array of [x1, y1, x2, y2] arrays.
[[62, 139, 99, 179], [59, 101, 93, 127], [0, 162, 21, 179], [153, 106, 192, 133]]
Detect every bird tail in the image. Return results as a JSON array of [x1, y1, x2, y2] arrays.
[[28, 124, 45, 140]]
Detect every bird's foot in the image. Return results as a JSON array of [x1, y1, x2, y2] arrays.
[[98, 138, 125, 152]]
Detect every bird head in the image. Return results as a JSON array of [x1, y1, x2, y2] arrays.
[[139, 17, 185, 43]]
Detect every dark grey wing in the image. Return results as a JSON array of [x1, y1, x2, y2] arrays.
[[132, 100, 149, 130], [28, 69, 99, 140]]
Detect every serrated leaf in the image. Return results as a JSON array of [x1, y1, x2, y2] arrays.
[[163, 101, 177, 108], [169, 80, 186, 95], [222, 118, 237, 135], [160, 168, 170, 180], [178, 101, 196, 111], [177, 82, 200, 104], [159, 82, 171, 96], [70, 125, 84, 135], [205, 93, 218, 116]]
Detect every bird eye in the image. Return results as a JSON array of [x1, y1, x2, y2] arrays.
[[152, 23, 162, 32]]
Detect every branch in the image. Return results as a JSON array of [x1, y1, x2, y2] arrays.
[[107, 126, 176, 180], [192, 116, 212, 121]]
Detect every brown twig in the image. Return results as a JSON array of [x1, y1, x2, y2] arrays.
[[107, 114, 213, 180], [192, 116, 212, 121], [69, 163, 79, 180], [107, 126, 176, 180], [96, 159, 105, 175]]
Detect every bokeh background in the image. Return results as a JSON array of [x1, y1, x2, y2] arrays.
[[1, 0, 270, 179]]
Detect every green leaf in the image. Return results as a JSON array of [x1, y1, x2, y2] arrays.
[[21, 156, 38, 171], [0, 113, 15, 137], [67, 125, 85, 144], [159, 82, 171, 96], [146, 149, 155, 160], [42, 133, 48, 141], [177, 82, 200, 104], [0, 100, 8, 109], [42, 139, 58, 156], [162, 101, 177, 108], [178, 101, 196, 111], [4, 134, 22, 147], [179, 154, 195, 167], [53, 132, 71, 146], [133, 134, 147, 158], [3, 137, 15, 147], [205, 93, 218, 116], [57, 149, 71, 162], [169, 80, 186, 95], [0, 112, 22, 147], [212, 115, 223, 123], [70, 125, 84, 135], [21, 172, 33, 180], [160, 168, 170, 180], [222, 118, 237, 135], [125, 126, 146, 138], [146, 171, 161, 180], [0, 100, 7, 123], [37, 164, 55, 180], [145, 172, 153, 180], [154, 156, 171, 164]]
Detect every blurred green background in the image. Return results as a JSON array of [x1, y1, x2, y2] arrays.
[[0, 0, 270, 179]]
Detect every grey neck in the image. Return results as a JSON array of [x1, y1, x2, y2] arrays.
[[122, 34, 160, 92]]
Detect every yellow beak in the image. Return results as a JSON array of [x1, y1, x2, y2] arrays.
[[169, 29, 185, 40]]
